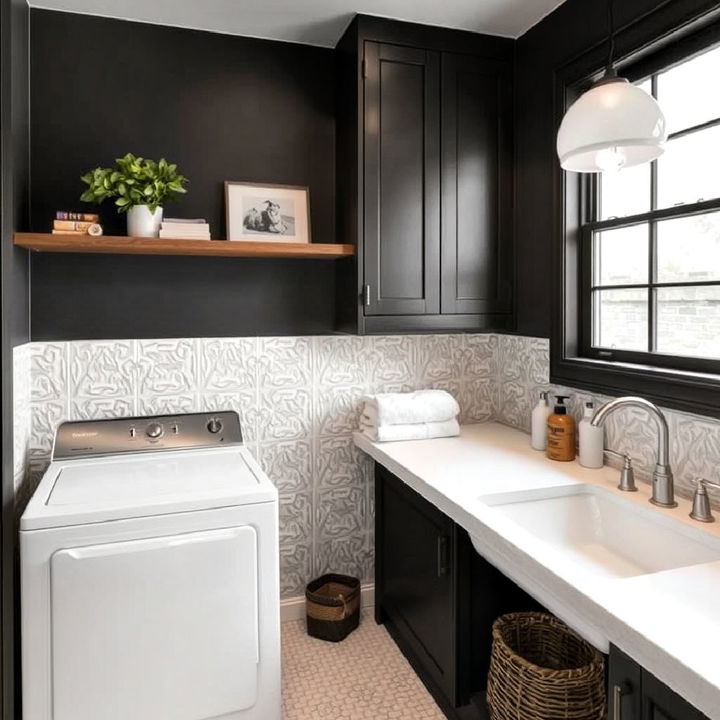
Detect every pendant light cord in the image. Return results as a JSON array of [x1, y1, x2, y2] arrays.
[[605, 0, 617, 78]]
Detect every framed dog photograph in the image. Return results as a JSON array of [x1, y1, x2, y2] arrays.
[[225, 181, 311, 243]]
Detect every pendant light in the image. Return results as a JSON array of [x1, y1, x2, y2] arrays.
[[556, 0, 667, 173]]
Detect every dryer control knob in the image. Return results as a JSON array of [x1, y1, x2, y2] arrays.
[[207, 418, 223, 434], [145, 422, 164, 439]]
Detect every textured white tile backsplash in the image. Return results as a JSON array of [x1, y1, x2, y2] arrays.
[[15, 334, 495, 597], [14, 332, 720, 597], [493, 334, 720, 509]]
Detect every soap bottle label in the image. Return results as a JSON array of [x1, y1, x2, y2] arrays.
[[547, 425, 576, 461]]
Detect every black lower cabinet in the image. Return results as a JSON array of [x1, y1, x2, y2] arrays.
[[375, 463, 712, 720], [609, 646, 710, 720], [374, 463, 541, 719], [375, 461, 454, 701], [609, 644, 643, 719]]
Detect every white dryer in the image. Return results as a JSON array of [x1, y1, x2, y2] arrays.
[[20, 411, 280, 720]]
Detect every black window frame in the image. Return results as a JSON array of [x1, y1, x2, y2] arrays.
[[580, 46, 720, 375], [550, 7, 720, 420]]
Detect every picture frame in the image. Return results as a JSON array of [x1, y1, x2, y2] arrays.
[[225, 181, 311, 243]]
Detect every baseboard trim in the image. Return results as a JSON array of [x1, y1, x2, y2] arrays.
[[281, 582, 375, 623]]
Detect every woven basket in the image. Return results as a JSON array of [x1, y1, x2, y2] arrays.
[[305, 574, 360, 642], [487, 612, 606, 720]]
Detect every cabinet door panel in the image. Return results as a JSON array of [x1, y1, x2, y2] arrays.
[[441, 52, 512, 315], [376, 466, 454, 696], [364, 42, 440, 315], [609, 646, 642, 720], [641, 672, 709, 720], [609, 646, 710, 720]]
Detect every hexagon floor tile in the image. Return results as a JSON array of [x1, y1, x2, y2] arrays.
[[282, 610, 446, 719]]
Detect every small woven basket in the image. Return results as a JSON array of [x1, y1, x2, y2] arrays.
[[487, 612, 606, 720], [305, 574, 360, 642]]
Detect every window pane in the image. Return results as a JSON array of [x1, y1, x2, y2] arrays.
[[657, 212, 720, 283], [637, 79, 651, 95], [593, 288, 648, 351], [657, 45, 720, 134], [599, 162, 651, 220], [656, 286, 720, 359], [593, 225, 649, 286], [657, 125, 720, 208]]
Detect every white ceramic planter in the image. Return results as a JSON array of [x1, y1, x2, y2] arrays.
[[127, 204, 163, 237]]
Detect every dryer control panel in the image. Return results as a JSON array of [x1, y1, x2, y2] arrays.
[[53, 411, 243, 459]]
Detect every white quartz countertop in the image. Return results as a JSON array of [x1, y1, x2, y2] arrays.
[[354, 422, 720, 719]]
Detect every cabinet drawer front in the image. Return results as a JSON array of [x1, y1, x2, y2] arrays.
[[363, 41, 441, 316], [441, 52, 513, 316]]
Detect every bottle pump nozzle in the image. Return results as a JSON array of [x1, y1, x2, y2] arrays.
[[554, 395, 570, 414]]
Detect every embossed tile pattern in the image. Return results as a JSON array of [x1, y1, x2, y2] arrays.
[[21, 335, 495, 598], [492, 334, 720, 507], [282, 611, 445, 720], [19, 332, 720, 600]]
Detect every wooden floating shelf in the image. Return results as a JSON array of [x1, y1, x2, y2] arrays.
[[14, 233, 355, 260]]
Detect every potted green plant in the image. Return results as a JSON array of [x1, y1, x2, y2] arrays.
[[80, 153, 188, 237]]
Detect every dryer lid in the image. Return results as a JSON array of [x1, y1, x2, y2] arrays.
[[20, 446, 276, 531]]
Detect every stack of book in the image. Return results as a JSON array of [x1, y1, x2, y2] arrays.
[[52, 211, 103, 236], [159, 218, 211, 240]]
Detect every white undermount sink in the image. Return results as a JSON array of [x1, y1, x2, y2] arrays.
[[478, 484, 720, 579]]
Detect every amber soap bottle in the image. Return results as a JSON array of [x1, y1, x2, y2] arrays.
[[546, 395, 576, 462]]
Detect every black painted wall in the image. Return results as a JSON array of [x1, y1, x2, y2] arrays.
[[1, 0, 30, 339], [30, 9, 338, 339], [29, 4, 720, 340], [0, 0, 29, 714], [514, 0, 720, 338]]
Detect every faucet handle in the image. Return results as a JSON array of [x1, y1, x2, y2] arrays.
[[604, 450, 637, 492], [690, 478, 720, 523]]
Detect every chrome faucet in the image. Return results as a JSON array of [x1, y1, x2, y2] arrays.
[[591, 396, 677, 508]]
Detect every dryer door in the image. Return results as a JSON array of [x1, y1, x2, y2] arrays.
[[50, 525, 258, 720]]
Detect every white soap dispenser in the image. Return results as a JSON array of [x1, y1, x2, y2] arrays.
[[579, 401, 604, 468], [531, 391, 551, 450]]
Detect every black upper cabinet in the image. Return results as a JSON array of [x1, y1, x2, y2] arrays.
[[335, 15, 515, 334], [363, 42, 441, 316], [441, 53, 513, 316]]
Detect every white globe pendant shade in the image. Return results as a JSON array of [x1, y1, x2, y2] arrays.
[[557, 77, 667, 173]]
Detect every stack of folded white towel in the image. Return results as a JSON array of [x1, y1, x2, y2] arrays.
[[359, 389, 460, 442]]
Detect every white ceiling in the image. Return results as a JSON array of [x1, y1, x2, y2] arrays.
[[28, 0, 568, 47]]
